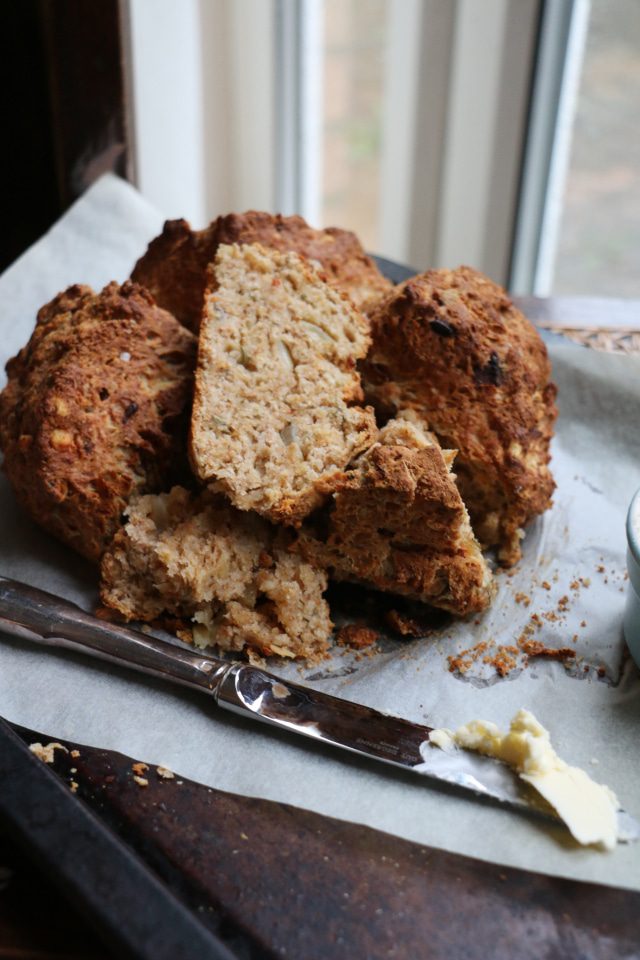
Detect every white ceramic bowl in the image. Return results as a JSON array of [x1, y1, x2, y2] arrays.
[[625, 488, 640, 668]]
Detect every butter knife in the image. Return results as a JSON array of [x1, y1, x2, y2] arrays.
[[1, 576, 638, 843]]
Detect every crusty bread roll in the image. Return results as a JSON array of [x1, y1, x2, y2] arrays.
[[131, 211, 392, 332], [0, 282, 196, 562]]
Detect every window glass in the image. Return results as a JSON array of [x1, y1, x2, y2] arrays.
[[553, 0, 640, 295], [322, 0, 389, 249]]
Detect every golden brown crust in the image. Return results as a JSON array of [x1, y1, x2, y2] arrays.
[[295, 418, 493, 616], [131, 212, 392, 332], [0, 282, 196, 562], [362, 267, 558, 565]]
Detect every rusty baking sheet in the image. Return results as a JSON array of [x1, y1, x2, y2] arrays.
[[2, 719, 639, 960]]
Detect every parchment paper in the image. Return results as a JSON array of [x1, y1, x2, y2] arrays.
[[1, 174, 639, 891]]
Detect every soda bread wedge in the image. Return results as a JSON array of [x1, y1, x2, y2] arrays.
[[362, 267, 557, 565], [100, 486, 332, 663], [190, 243, 377, 524], [0, 282, 196, 562], [296, 415, 494, 616]]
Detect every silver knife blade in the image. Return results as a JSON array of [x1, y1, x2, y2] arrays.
[[1, 576, 638, 843]]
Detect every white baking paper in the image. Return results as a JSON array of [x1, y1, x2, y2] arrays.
[[1, 174, 639, 891]]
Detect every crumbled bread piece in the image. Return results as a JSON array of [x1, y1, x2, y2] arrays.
[[29, 742, 68, 764], [100, 486, 332, 663], [131, 212, 392, 332], [384, 610, 428, 637], [362, 267, 557, 565], [336, 624, 379, 649], [133, 776, 149, 788], [296, 415, 493, 616], [157, 766, 175, 779], [189, 243, 377, 524]]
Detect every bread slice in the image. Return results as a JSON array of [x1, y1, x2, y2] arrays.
[[190, 243, 377, 524], [100, 486, 332, 663], [130, 212, 392, 332], [295, 415, 494, 616], [362, 267, 557, 565]]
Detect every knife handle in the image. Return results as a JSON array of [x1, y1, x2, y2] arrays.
[[0, 577, 232, 695]]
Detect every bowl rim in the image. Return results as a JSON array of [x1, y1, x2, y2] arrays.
[[627, 487, 640, 568]]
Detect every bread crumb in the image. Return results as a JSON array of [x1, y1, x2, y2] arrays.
[[70, 749, 80, 759], [133, 775, 149, 787], [384, 609, 428, 636], [29, 742, 68, 764], [514, 592, 531, 607], [541, 581, 551, 590], [157, 766, 175, 780], [336, 624, 379, 649], [70, 781, 78, 793], [132, 762, 149, 776]]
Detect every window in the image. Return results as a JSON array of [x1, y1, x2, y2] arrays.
[[552, 0, 640, 296], [126, 0, 638, 295]]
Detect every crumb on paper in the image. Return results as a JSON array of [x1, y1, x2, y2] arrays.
[[157, 765, 175, 779], [29, 742, 68, 764], [541, 581, 551, 590], [336, 623, 379, 649], [133, 775, 149, 788], [514, 592, 531, 607]]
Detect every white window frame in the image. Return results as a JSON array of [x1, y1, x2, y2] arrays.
[[123, 0, 588, 291], [509, 0, 591, 295]]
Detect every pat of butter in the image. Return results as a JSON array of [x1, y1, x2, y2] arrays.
[[430, 709, 619, 851]]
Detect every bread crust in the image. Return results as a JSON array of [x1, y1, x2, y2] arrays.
[[131, 211, 392, 332], [296, 417, 494, 616], [362, 267, 557, 565], [0, 282, 196, 562]]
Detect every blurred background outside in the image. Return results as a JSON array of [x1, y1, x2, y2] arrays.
[[321, 0, 640, 296], [3, 0, 639, 298]]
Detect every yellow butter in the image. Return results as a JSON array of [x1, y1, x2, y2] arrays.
[[431, 709, 619, 851]]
